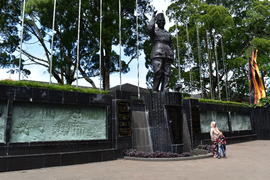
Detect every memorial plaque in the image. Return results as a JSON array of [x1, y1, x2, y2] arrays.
[[10, 103, 107, 142], [0, 102, 7, 142], [200, 111, 229, 133], [231, 112, 252, 131], [117, 101, 131, 136]]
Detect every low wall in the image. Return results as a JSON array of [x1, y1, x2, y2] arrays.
[[183, 99, 257, 147], [0, 84, 116, 172], [252, 106, 270, 140]]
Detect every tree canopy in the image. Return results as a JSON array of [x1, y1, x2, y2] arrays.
[[0, 0, 152, 90], [161, 0, 270, 101], [0, 0, 30, 75], [1, 0, 270, 101]]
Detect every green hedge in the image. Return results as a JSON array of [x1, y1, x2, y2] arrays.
[[0, 80, 107, 94], [184, 97, 251, 107], [259, 97, 270, 106]]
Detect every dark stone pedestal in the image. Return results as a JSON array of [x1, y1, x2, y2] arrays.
[[143, 92, 187, 153]]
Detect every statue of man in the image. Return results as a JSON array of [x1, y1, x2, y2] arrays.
[[147, 11, 174, 92]]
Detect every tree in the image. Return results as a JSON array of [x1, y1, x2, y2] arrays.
[[166, 0, 233, 98], [3, 0, 152, 90], [164, 0, 270, 101], [0, 0, 30, 76]]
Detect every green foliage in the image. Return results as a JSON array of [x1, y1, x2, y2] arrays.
[[1, 0, 153, 90], [164, 0, 270, 101], [250, 38, 270, 52], [0, 80, 107, 94], [2, 0, 270, 101], [200, 4, 234, 31], [227, 57, 247, 69], [0, 0, 31, 76], [198, 98, 250, 107], [184, 97, 251, 107], [259, 97, 270, 107]]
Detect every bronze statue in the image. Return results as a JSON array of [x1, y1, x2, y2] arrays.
[[147, 11, 174, 92]]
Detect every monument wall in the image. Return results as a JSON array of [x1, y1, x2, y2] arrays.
[[183, 99, 256, 147], [0, 84, 116, 172], [1, 83, 268, 172], [252, 106, 270, 140]]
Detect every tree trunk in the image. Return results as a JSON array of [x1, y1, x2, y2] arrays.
[[79, 66, 96, 88], [103, 47, 110, 90], [66, 76, 74, 85], [206, 30, 214, 99], [65, 63, 75, 85], [213, 33, 220, 100], [103, 68, 110, 90], [52, 71, 64, 84]]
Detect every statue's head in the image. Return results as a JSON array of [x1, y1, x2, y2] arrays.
[[156, 13, 165, 29]]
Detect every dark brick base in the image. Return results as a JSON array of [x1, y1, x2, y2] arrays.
[[0, 149, 117, 172]]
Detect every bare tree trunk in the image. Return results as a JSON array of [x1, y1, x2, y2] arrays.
[[78, 66, 96, 88], [103, 48, 110, 90], [206, 30, 214, 99], [213, 33, 221, 100]]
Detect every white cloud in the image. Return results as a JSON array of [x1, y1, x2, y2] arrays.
[[0, 69, 17, 80]]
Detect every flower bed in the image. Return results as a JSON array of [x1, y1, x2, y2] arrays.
[[123, 149, 192, 158]]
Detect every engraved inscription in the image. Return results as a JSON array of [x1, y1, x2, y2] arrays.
[[118, 102, 131, 136], [200, 111, 229, 133], [231, 113, 251, 131], [10, 103, 107, 142]]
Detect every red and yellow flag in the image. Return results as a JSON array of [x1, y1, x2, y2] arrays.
[[249, 49, 266, 104]]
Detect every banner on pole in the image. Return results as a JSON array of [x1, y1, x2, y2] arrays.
[[249, 49, 266, 104]]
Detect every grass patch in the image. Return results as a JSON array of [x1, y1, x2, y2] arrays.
[[0, 80, 108, 94], [184, 97, 251, 107]]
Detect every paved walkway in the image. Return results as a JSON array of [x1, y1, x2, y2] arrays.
[[0, 140, 270, 180]]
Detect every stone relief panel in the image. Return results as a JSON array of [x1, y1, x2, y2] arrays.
[[230, 112, 251, 131], [10, 103, 107, 142], [200, 111, 229, 133], [0, 102, 7, 142]]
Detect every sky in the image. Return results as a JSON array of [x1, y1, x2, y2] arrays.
[[0, 0, 173, 89]]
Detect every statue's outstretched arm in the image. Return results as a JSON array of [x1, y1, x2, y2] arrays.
[[147, 11, 157, 37]]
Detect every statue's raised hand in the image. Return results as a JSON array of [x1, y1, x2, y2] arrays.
[[152, 10, 157, 18]]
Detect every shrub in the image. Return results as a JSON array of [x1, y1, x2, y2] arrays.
[[0, 79, 107, 94], [123, 149, 192, 158]]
